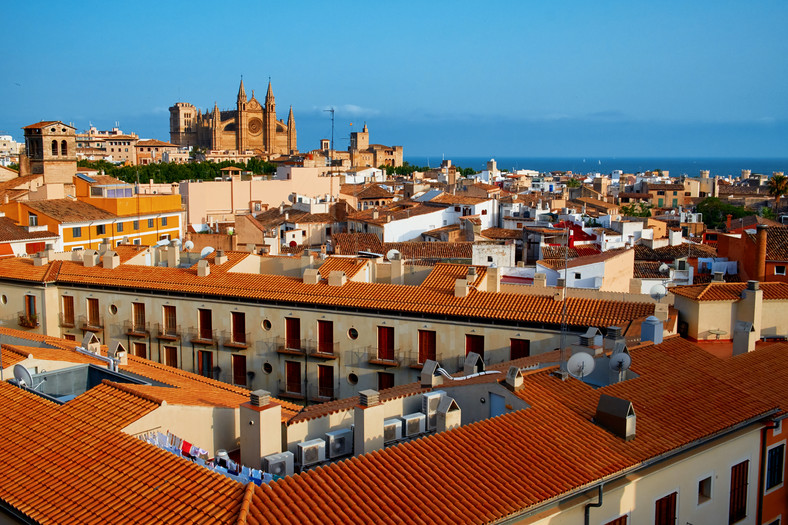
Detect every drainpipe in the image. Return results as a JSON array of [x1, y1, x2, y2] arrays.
[[757, 421, 780, 525], [584, 484, 603, 525]]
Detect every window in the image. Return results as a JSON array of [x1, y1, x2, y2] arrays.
[[231, 311, 246, 344], [24, 294, 36, 318], [285, 361, 301, 393], [61, 140, 67, 156], [96, 224, 105, 235], [318, 364, 334, 398], [198, 308, 212, 341], [117, 222, 124, 232], [510, 339, 530, 360], [574, 272, 582, 280], [132, 342, 147, 359], [162, 305, 176, 336], [655, 492, 677, 525], [317, 320, 334, 354], [148, 219, 154, 228], [487, 256, 493, 263], [51, 140, 58, 155], [197, 350, 213, 378], [163, 345, 178, 367], [62, 295, 75, 326], [285, 317, 301, 350], [698, 476, 712, 504], [729, 460, 749, 523], [465, 334, 484, 359], [481, 209, 488, 215], [133, 238, 141, 245], [162, 217, 168, 226], [232, 354, 247, 386], [378, 371, 395, 391], [378, 326, 394, 361], [132, 302, 145, 331], [767, 444, 785, 491], [28, 212, 38, 227], [604, 517, 628, 525], [72, 226, 82, 238], [418, 329, 436, 363], [776, 266, 786, 276], [87, 297, 100, 327], [133, 220, 139, 230]]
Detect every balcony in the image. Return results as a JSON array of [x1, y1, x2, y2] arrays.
[[276, 379, 305, 401], [308, 340, 339, 360], [18, 312, 39, 329], [366, 346, 399, 367], [58, 313, 75, 328], [407, 349, 435, 370], [308, 384, 337, 403], [275, 337, 306, 356], [189, 328, 217, 346], [156, 323, 181, 340], [79, 315, 103, 332], [221, 330, 251, 349], [124, 320, 150, 338]]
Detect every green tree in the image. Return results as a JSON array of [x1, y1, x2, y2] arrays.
[[566, 178, 582, 188], [620, 202, 653, 217], [696, 197, 750, 229], [767, 172, 788, 211], [7, 163, 19, 171]]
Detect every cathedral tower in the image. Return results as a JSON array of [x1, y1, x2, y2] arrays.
[[264, 80, 276, 154], [287, 106, 297, 154]]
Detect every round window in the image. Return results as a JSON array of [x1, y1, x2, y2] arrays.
[[0, 295, 7, 304], [109, 304, 118, 315], [262, 362, 273, 374], [262, 319, 272, 331], [348, 328, 359, 340], [347, 373, 359, 385]]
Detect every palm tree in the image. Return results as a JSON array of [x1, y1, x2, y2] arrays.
[[767, 172, 788, 212]]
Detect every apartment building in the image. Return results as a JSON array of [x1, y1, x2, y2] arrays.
[[0, 246, 655, 402]]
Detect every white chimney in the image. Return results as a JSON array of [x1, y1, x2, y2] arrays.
[[197, 259, 210, 277], [102, 251, 120, 269], [240, 390, 282, 469], [354, 390, 385, 456]]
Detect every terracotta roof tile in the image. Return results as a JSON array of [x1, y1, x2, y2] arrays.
[[0, 216, 58, 242], [420, 262, 488, 291], [480, 227, 521, 240], [317, 256, 369, 280], [428, 193, 491, 205], [670, 281, 788, 301], [745, 226, 788, 260], [24, 198, 116, 223]]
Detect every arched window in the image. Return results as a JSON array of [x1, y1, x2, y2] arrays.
[[61, 140, 67, 156], [51, 140, 58, 155]]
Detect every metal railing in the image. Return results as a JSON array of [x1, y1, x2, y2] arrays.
[[156, 322, 181, 340], [275, 336, 307, 355], [308, 339, 339, 357], [221, 330, 251, 349], [365, 345, 399, 366], [124, 320, 150, 336], [189, 328, 217, 345], [18, 311, 39, 329], [58, 313, 75, 328], [79, 314, 103, 332]]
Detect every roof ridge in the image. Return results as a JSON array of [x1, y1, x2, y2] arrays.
[[235, 482, 257, 525], [101, 380, 164, 405]]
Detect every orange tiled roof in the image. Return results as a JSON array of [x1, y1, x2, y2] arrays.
[[24, 198, 116, 222], [670, 281, 788, 301], [480, 227, 521, 240], [428, 193, 491, 205], [420, 262, 488, 291], [0, 216, 58, 242], [23, 120, 70, 129], [539, 248, 631, 270], [4, 258, 654, 330], [317, 256, 368, 280], [136, 139, 177, 147], [745, 226, 788, 260]]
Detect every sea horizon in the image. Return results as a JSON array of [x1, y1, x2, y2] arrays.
[[404, 156, 788, 178]]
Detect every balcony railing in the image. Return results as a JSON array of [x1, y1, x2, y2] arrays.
[[221, 330, 251, 349], [124, 320, 150, 337], [18, 311, 39, 329], [58, 313, 75, 328], [156, 323, 181, 340], [275, 337, 306, 356], [308, 383, 337, 402], [407, 349, 435, 369], [308, 340, 339, 359], [79, 315, 103, 332], [366, 345, 399, 367], [189, 328, 217, 345], [276, 379, 305, 401]]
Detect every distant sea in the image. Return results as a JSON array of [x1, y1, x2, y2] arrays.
[[405, 157, 788, 178]]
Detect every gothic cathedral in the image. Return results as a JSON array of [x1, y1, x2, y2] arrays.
[[169, 79, 296, 157]]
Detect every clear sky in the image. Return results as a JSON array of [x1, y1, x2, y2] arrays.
[[2, 1, 787, 157]]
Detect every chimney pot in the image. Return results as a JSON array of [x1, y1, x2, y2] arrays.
[[250, 389, 271, 407], [359, 389, 380, 407]]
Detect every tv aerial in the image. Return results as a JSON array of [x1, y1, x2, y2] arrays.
[[649, 284, 668, 303], [566, 352, 595, 379], [13, 364, 44, 390]]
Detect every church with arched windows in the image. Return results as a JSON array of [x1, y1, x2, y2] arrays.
[[22, 121, 77, 184], [169, 79, 297, 158]]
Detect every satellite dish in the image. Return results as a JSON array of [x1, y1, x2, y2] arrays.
[[200, 246, 215, 258], [566, 352, 595, 379], [183, 240, 195, 251], [13, 364, 33, 388], [609, 352, 632, 372], [649, 284, 668, 302], [658, 263, 669, 273], [155, 239, 171, 247], [386, 248, 401, 261]]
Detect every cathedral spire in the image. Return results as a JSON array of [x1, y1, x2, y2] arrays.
[[265, 78, 275, 105], [287, 105, 295, 127], [237, 77, 247, 104]]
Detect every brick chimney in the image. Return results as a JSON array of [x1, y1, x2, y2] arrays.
[[756, 225, 768, 282], [726, 214, 733, 231], [240, 390, 282, 469]]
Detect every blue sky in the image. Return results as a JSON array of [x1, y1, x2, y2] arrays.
[[2, 1, 787, 157]]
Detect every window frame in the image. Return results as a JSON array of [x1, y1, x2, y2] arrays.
[[766, 441, 786, 493], [653, 489, 678, 525]]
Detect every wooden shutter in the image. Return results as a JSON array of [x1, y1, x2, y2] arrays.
[[163, 305, 176, 333], [231, 312, 246, 343], [465, 334, 485, 359], [418, 330, 436, 363], [286, 318, 301, 350], [232, 354, 247, 386], [654, 491, 677, 525], [318, 365, 334, 398], [87, 298, 99, 325], [378, 372, 395, 391], [164, 346, 177, 367], [286, 361, 301, 393], [378, 326, 394, 361], [729, 460, 749, 523], [198, 308, 212, 340], [318, 320, 333, 354], [510, 339, 530, 360], [62, 296, 74, 325], [132, 303, 145, 328]]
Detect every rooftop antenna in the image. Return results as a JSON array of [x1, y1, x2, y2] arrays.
[[566, 352, 595, 380], [609, 347, 632, 383], [557, 221, 571, 378], [649, 283, 667, 303]]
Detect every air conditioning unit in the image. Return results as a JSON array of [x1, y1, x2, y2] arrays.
[[297, 438, 326, 467], [383, 418, 402, 443], [263, 451, 294, 477], [422, 391, 445, 431], [401, 413, 426, 437], [325, 428, 353, 459]]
